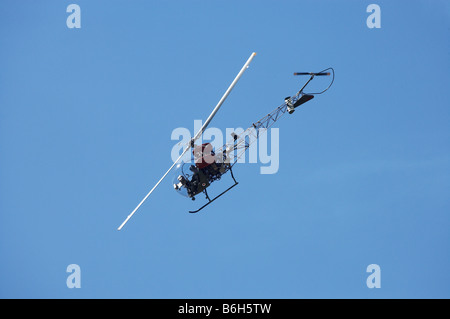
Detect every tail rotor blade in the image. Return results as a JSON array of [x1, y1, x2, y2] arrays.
[[314, 72, 331, 76], [294, 72, 330, 76]]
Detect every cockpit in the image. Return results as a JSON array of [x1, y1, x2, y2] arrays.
[[172, 161, 212, 199], [172, 162, 194, 197], [172, 143, 231, 199]]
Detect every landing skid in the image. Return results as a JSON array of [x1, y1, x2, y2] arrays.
[[188, 182, 238, 214], [189, 166, 238, 214]]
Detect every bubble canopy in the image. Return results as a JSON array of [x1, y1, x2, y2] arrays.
[[172, 161, 195, 197]]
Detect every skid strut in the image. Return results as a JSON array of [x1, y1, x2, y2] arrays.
[[189, 166, 238, 214]]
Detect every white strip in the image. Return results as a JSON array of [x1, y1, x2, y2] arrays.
[[117, 146, 190, 231], [193, 52, 256, 141]]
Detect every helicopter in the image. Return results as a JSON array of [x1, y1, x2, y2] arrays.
[[118, 52, 334, 230]]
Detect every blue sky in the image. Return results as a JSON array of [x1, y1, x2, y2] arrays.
[[0, 0, 449, 298]]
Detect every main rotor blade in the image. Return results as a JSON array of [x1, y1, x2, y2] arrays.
[[117, 145, 190, 231], [192, 52, 257, 142]]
